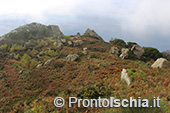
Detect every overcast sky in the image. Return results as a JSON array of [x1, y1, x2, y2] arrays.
[[0, 0, 170, 51]]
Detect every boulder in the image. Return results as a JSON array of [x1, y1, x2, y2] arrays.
[[37, 51, 44, 57], [67, 41, 73, 46], [60, 38, 67, 43], [109, 47, 119, 55], [73, 40, 84, 46], [121, 69, 131, 86], [131, 45, 144, 59], [119, 48, 129, 59], [82, 47, 88, 55], [44, 59, 52, 66], [19, 70, 24, 74], [66, 54, 79, 61], [57, 39, 63, 47], [83, 28, 104, 41], [151, 58, 170, 68], [37, 64, 43, 68]]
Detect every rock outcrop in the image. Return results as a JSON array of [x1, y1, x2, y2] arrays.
[[109, 47, 119, 55], [73, 40, 84, 46], [131, 45, 144, 59], [66, 54, 79, 61], [121, 69, 131, 86], [83, 28, 103, 41], [151, 58, 170, 68], [0, 22, 63, 45], [119, 48, 129, 59]]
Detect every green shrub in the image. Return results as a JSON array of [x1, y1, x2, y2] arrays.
[[77, 82, 111, 99], [141, 47, 162, 61], [110, 38, 127, 48], [20, 54, 32, 68], [30, 59, 38, 69], [10, 44, 26, 52], [0, 44, 8, 51], [89, 53, 104, 59], [14, 54, 21, 60], [162, 50, 170, 61]]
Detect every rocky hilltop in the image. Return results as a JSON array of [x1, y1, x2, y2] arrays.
[[0, 23, 104, 45]]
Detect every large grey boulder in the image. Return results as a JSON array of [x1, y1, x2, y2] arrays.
[[66, 54, 79, 61], [119, 48, 129, 59], [121, 69, 131, 86], [83, 28, 103, 41], [73, 40, 84, 46], [151, 58, 170, 68], [109, 47, 119, 55], [131, 45, 144, 59]]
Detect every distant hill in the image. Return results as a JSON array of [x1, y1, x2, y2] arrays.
[[0, 22, 63, 44]]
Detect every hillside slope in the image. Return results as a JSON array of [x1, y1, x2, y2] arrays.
[[0, 23, 170, 113]]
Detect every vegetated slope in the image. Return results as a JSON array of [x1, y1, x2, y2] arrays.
[[0, 23, 169, 113]]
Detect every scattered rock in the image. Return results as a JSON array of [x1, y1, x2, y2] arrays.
[[121, 69, 131, 86], [73, 40, 84, 46], [83, 28, 103, 41], [19, 70, 24, 74], [151, 58, 170, 68], [57, 39, 63, 47], [44, 59, 52, 66], [66, 54, 79, 61], [37, 64, 43, 68], [8, 53, 16, 59], [82, 47, 88, 55], [109, 47, 119, 55], [67, 41, 73, 46], [119, 48, 129, 59], [60, 38, 67, 43], [131, 45, 144, 59], [37, 51, 44, 57]]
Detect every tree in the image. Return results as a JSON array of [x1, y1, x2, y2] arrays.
[[141, 47, 162, 61], [30, 59, 37, 69], [20, 54, 31, 68], [162, 50, 170, 61], [109, 38, 127, 47]]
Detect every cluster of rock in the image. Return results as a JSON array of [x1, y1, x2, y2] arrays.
[[66, 54, 79, 61], [109, 45, 144, 60], [37, 59, 52, 68]]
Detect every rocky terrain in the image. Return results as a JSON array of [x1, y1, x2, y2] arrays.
[[0, 23, 170, 113]]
